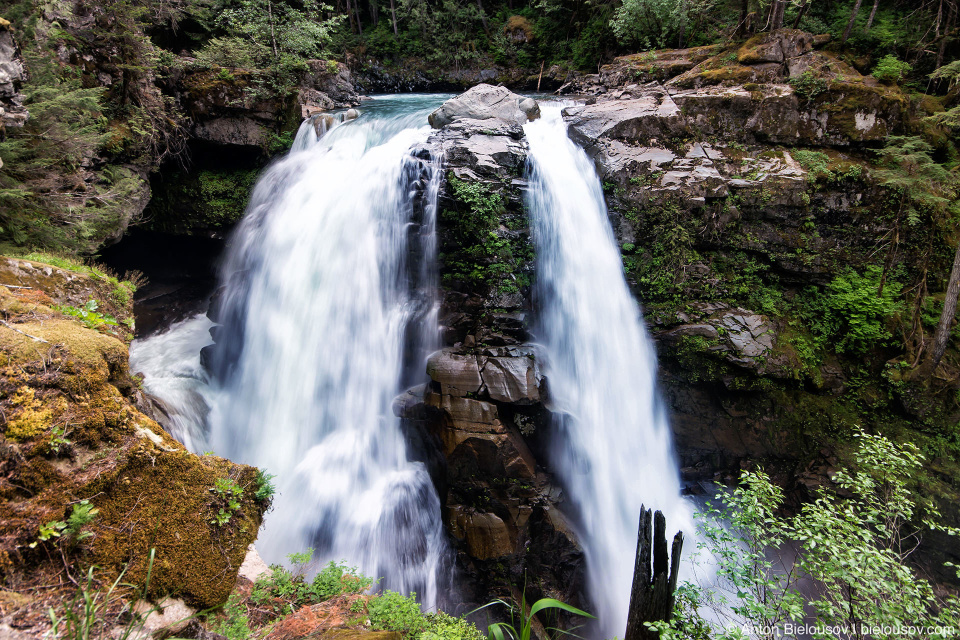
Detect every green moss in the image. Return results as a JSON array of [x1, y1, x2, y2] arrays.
[[88, 450, 265, 608], [672, 334, 727, 382], [146, 168, 260, 234], [441, 176, 533, 294], [5, 387, 51, 441]]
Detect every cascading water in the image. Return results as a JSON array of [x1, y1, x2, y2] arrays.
[[132, 93, 695, 629], [131, 95, 453, 606], [524, 104, 692, 638]]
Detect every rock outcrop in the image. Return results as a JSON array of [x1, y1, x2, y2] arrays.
[[409, 89, 586, 610], [420, 30, 960, 602], [428, 83, 541, 129], [0, 257, 269, 634], [0, 21, 27, 135]]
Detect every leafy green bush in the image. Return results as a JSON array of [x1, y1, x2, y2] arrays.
[[251, 549, 373, 612], [419, 611, 486, 640], [655, 430, 960, 639], [195, 37, 259, 69], [609, 0, 716, 49], [253, 469, 276, 503], [368, 590, 425, 637], [215, 594, 252, 640], [872, 54, 912, 84], [799, 265, 903, 355]]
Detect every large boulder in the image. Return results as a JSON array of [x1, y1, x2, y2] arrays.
[[428, 83, 539, 129], [0, 257, 269, 613]]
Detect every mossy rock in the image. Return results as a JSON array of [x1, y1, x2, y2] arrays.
[[0, 255, 268, 608]]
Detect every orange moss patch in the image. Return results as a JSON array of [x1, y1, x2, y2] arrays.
[[265, 596, 383, 640]]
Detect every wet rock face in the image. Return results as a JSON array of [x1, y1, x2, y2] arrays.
[[550, 29, 924, 486]]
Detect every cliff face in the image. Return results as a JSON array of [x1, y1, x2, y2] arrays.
[[417, 30, 959, 606]]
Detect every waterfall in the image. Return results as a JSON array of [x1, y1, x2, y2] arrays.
[[131, 95, 452, 606], [524, 104, 692, 638]]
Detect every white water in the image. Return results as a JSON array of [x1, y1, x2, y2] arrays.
[[131, 96, 452, 605], [131, 95, 695, 629], [524, 104, 692, 638]]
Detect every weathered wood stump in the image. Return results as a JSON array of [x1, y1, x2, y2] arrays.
[[624, 505, 684, 640]]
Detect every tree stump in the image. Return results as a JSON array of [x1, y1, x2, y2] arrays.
[[624, 505, 684, 640]]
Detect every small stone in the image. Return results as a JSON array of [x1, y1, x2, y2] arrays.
[[518, 97, 540, 122]]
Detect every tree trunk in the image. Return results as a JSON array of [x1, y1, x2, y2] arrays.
[[476, 0, 489, 34], [355, 0, 364, 38], [345, 0, 356, 34], [369, 0, 378, 27], [842, 0, 864, 43], [792, 0, 809, 28], [864, 0, 881, 32], [931, 243, 960, 368], [268, 0, 280, 60], [389, 0, 398, 36], [624, 506, 684, 640], [738, 0, 750, 34], [937, 2, 956, 68], [772, 0, 785, 29]]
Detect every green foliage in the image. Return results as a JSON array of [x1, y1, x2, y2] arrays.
[[147, 168, 259, 233], [622, 199, 699, 305], [792, 150, 831, 180], [195, 37, 260, 68], [57, 300, 120, 331], [485, 595, 593, 640], [251, 550, 373, 612], [368, 591, 425, 638], [312, 560, 374, 599], [441, 176, 532, 293], [47, 558, 159, 640], [214, 594, 252, 640], [788, 70, 828, 100], [874, 136, 958, 226], [212, 0, 343, 69], [799, 265, 904, 355], [253, 469, 276, 503], [48, 425, 72, 456], [420, 612, 486, 640], [668, 431, 960, 639], [209, 477, 244, 527], [609, 0, 716, 49], [872, 54, 912, 85], [30, 500, 99, 548]]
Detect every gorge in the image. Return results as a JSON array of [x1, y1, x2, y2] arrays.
[[1, 7, 960, 637]]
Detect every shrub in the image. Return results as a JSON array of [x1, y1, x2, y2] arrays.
[[872, 54, 912, 84], [368, 591, 424, 638], [57, 299, 119, 331], [799, 265, 903, 355], [253, 469, 276, 503], [251, 550, 373, 612], [656, 430, 960, 639], [420, 612, 486, 640], [788, 70, 828, 100]]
